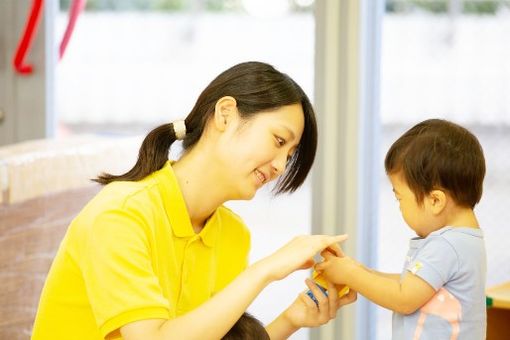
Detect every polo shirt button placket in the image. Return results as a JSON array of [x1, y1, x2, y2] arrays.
[[183, 238, 197, 284]]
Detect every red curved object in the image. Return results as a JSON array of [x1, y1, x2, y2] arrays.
[[13, 0, 44, 75], [59, 0, 86, 60]]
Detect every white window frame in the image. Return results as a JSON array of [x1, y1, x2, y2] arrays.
[[312, 1, 384, 339]]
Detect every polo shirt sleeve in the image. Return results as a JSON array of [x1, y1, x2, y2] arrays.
[[81, 206, 170, 338], [406, 237, 459, 290], [212, 209, 251, 293]]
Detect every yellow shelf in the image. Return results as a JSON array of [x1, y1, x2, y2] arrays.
[[486, 281, 510, 310]]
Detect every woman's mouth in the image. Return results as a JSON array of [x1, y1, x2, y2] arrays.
[[254, 169, 267, 185]]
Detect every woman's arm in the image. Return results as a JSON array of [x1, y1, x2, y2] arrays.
[[121, 261, 269, 340], [121, 234, 348, 340]]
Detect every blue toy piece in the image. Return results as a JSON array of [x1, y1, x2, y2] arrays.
[[306, 283, 328, 306]]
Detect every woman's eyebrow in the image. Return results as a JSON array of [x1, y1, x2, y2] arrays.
[[279, 125, 296, 140]]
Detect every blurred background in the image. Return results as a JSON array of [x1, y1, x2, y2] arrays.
[[1, 0, 509, 339]]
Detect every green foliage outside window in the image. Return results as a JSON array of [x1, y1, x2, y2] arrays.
[[386, 0, 507, 14], [59, 0, 314, 12]]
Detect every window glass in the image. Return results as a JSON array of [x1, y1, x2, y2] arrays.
[[377, 1, 510, 338]]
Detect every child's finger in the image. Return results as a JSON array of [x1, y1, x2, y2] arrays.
[[325, 243, 345, 257], [321, 251, 336, 260], [314, 261, 328, 272], [338, 288, 357, 307]]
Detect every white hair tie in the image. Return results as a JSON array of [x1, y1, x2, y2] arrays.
[[172, 120, 186, 140]]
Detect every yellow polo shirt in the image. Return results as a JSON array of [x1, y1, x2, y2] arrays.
[[32, 161, 250, 339]]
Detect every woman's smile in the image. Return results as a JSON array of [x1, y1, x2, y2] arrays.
[[254, 168, 268, 186]]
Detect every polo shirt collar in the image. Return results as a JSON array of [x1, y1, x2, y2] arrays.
[[200, 210, 220, 247], [157, 161, 219, 247]]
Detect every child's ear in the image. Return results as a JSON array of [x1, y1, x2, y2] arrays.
[[427, 189, 447, 215], [213, 96, 238, 132]]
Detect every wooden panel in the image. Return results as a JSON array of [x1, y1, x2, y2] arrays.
[[487, 308, 510, 340], [0, 185, 100, 339], [0, 133, 140, 338], [486, 282, 510, 340]]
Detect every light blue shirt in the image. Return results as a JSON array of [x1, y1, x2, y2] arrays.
[[392, 226, 486, 340]]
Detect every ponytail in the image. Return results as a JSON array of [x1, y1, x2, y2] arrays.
[[93, 122, 182, 185]]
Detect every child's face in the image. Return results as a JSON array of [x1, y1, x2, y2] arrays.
[[388, 172, 434, 237]]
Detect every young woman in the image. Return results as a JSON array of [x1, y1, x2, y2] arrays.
[[32, 61, 356, 340]]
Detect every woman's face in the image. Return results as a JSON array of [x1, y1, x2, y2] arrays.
[[218, 103, 305, 200]]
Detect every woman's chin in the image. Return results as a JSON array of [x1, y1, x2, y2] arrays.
[[236, 186, 258, 201]]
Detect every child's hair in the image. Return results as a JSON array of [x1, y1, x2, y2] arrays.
[[94, 61, 318, 194], [384, 119, 485, 208], [222, 312, 270, 340]]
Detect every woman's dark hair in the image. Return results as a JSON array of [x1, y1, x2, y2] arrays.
[[384, 119, 485, 208], [94, 61, 318, 194]]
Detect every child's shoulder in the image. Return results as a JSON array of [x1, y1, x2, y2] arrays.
[[424, 226, 485, 256], [428, 226, 483, 240]]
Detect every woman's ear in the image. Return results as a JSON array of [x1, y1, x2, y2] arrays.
[[213, 96, 238, 132], [427, 189, 447, 215]]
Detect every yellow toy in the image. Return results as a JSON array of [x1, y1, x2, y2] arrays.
[[306, 271, 349, 305]]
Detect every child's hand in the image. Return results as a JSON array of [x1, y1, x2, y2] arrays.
[[322, 242, 345, 258], [314, 252, 359, 286]]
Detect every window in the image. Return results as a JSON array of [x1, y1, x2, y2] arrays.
[[376, 1, 510, 338]]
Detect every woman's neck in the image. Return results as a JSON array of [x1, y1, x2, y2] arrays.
[[172, 148, 227, 233]]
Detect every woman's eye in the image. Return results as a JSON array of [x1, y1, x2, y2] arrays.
[[275, 136, 286, 146]]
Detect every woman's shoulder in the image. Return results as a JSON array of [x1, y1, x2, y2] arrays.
[[216, 205, 250, 236], [78, 179, 158, 222]]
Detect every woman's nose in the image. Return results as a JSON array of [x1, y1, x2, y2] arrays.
[[271, 152, 288, 178]]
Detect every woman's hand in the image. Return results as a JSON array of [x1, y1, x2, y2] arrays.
[[255, 234, 348, 283], [266, 278, 357, 339], [284, 279, 341, 327], [266, 279, 357, 339]]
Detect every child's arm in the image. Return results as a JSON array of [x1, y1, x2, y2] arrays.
[[363, 267, 402, 281], [315, 254, 435, 315]]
